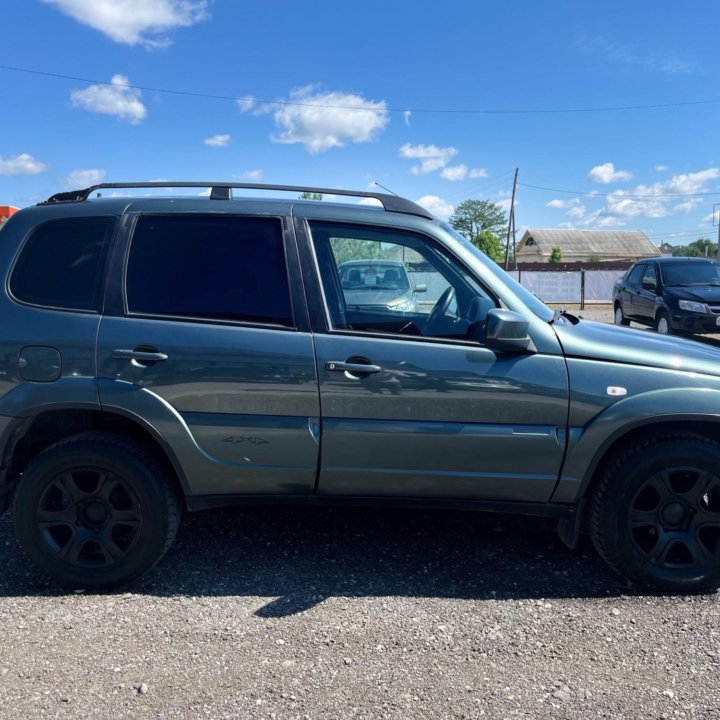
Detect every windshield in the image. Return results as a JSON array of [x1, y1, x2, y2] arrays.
[[661, 262, 720, 287], [437, 221, 554, 322]]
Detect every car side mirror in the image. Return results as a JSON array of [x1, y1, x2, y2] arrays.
[[413, 284, 427, 294], [483, 309, 533, 353], [642, 278, 657, 291]]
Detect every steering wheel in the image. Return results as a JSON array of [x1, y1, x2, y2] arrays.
[[424, 286, 456, 336]]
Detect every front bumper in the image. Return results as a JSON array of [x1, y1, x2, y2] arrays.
[[671, 310, 720, 334]]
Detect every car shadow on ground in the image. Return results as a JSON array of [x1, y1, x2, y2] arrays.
[[0, 506, 638, 612]]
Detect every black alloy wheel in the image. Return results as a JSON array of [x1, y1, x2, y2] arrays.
[[35, 468, 143, 568], [14, 432, 180, 588], [591, 433, 720, 592], [627, 465, 720, 576]]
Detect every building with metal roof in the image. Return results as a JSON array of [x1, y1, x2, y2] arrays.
[[516, 228, 660, 263]]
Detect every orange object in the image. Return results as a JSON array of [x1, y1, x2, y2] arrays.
[[0, 206, 19, 220]]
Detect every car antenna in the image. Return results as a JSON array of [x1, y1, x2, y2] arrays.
[[374, 182, 399, 197]]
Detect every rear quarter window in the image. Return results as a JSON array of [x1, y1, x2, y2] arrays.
[[9, 216, 115, 311]]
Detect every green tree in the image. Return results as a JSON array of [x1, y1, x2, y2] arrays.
[[298, 191, 323, 201], [473, 230, 505, 264], [549, 246, 563, 263], [588, 254, 601, 263], [449, 199, 508, 263], [671, 237, 717, 257], [449, 199, 507, 239]]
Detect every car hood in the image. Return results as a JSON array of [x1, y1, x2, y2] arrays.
[[553, 318, 720, 378], [343, 289, 409, 306], [665, 285, 720, 303]]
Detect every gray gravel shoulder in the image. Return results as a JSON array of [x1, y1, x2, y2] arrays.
[[1, 505, 719, 720]]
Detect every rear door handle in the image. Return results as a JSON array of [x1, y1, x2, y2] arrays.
[[325, 361, 381, 374], [113, 349, 169, 363]]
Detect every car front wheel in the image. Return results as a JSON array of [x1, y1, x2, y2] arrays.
[[590, 432, 720, 593], [614, 303, 630, 326], [13, 432, 180, 589], [656, 310, 672, 334]]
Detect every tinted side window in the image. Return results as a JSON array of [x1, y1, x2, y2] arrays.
[[126, 215, 292, 326], [10, 217, 115, 311], [641, 265, 657, 286], [626, 264, 645, 288]]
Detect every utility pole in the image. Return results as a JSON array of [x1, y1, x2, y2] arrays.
[[715, 203, 720, 257], [504, 168, 519, 270]]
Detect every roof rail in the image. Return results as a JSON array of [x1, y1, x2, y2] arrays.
[[40, 181, 433, 220]]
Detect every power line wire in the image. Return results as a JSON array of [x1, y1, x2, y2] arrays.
[[519, 181, 720, 199], [2, 63, 720, 116]]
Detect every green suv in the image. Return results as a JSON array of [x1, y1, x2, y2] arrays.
[[1, 182, 720, 593]]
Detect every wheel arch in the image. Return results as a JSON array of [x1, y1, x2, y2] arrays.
[[552, 387, 720, 506], [0, 406, 190, 513]]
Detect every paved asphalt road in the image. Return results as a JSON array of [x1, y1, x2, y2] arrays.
[[1, 306, 719, 719]]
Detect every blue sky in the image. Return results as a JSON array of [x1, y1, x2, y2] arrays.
[[2, 0, 719, 246]]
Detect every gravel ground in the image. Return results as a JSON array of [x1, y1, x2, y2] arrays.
[[1, 304, 719, 720]]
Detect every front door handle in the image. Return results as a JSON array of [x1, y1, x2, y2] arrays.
[[325, 361, 381, 374], [113, 349, 169, 363]]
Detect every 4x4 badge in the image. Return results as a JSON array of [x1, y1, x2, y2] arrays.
[[222, 436, 269, 445]]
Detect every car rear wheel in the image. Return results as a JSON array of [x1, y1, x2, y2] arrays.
[[590, 432, 720, 593], [614, 304, 630, 326], [13, 432, 180, 589], [656, 310, 672, 335]]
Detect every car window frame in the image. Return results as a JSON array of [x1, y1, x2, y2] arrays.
[[626, 263, 646, 289], [118, 212, 304, 331], [302, 217, 501, 348]]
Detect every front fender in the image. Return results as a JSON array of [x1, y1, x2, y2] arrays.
[[551, 387, 720, 503]]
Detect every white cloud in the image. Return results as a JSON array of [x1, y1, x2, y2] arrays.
[[270, 86, 389, 153], [65, 168, 106, 188], [204, 134, 231, 147], [547, 197, 581, 209], [566, 204, 587, 219], [578, 35, 695, 76], [0, 153, 48, 176], [43, 0, 209, 48], [71, 74, 147, 124], [240, 169, 262, 181], [441, 164, 469, 181], [403, 110, 412, 127], [358, 197, 383, 207], [237, 96, 256, 113], [415, 195, 455, 218], [672, 198, 704, 214], [655, 164, 669, 172], [440, 164, 488, 181], [588, 162, 633, 184], [399, 143, 458, 174]]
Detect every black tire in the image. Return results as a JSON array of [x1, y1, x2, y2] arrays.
[[13, 432, 181, 589], [614, 303, 630, 326], [591, 432, 720, 593], [655, 310, 672, 335]]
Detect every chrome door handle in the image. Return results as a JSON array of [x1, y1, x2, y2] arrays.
[[113, 349, 169, 362], [325, 361, 381, 374]]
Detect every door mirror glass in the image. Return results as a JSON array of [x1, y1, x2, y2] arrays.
[[413, 283, 427, 294]]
